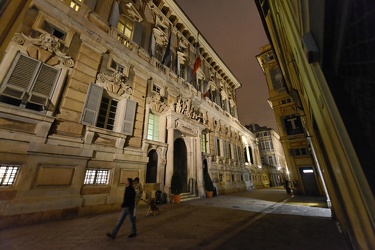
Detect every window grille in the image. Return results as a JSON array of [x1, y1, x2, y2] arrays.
[[84, 169, 109, 185], [0, 165, 20, 186]]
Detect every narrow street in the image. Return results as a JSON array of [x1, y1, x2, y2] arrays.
[[0, 187, 351, 250]]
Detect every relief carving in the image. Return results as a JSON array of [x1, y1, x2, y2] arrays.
[[13, 33, 74, 67], [171, 95, 206, 124], [147, 93, 167, 113], [96, 71, 132, 96]]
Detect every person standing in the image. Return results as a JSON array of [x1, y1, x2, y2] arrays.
[[106, 178, 137, 239], [133, 177, 143, 218]]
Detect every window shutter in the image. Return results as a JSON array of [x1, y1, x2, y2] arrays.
[[81, 83, 103, 125], [1, 53, 39, 100], [109, 0, 120, 27], [122, 99, 137, 135], [29, 64, 61, 106], [85, 0, 97, 10], [133, 22, 143, 46]]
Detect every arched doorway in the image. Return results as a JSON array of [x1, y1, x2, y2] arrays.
[[146, 150, 158, 183], [174, 138, 188, 193], [203, 158, 208, 177]]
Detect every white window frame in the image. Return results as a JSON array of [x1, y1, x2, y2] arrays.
[[80, 83, 136, 135], [108, 56, 128, 75], [152, 84, 161, 95]]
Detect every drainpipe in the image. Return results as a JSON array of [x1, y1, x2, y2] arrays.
[[306, 136, 331, 208]]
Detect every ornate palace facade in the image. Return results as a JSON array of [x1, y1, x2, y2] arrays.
[[0, 0, 259, 228]]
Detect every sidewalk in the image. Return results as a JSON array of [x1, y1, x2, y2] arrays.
[[0, 188, 351, 250]]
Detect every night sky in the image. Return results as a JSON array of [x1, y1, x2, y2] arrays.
[[175, 0, 278, 131]]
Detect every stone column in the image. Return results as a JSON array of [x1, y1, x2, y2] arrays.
[[195, 134, 205, 197], [164, 116, 175, 198]]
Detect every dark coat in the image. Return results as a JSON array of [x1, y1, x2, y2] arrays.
[[121, 185, 136, 208]]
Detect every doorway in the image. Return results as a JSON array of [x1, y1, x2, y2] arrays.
[[146, 150, 158, 183], [173, 138, 188, 193], [299, 166, 320, 196]]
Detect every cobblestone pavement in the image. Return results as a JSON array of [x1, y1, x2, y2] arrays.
[[0, 187, 352, 250]]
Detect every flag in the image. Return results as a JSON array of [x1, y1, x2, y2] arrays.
[[191, 33, 201, 75], [191, 56, 201, 75], [203, 81, 211, 97], [162, 30, 172, 65]]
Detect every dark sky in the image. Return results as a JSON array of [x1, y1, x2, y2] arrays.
[[175, 0, 278, 131]]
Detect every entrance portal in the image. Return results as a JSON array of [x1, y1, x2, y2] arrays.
[[299, 166, 320, 196], [173, 138, 188, 193], [146, 150, 158, 183]]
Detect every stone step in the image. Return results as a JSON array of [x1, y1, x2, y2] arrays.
[[181, 192, 200, 202]]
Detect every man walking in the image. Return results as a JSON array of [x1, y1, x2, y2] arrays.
[[106, 178, 137, 239]]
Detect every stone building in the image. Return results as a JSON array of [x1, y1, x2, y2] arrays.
[[255, 0, 375, 249], [0, 0, 258, 228], [246, 123, 288, 188], [255, 46, 324, 197]]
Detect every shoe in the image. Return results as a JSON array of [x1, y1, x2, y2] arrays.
[[128, 233, 137, 238], [106, 232, 115, 239]]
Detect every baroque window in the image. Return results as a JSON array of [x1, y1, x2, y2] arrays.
[[81, 83, 136, 135]]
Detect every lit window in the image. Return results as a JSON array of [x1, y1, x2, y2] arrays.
[[118, 16, 134, 40], [201, 133, 207, 153], [0, 165, 20, 186], [61, 0, 83, 11], [0, 53, 61, 112], [147, 113, 160, 141], [84, 169, 109, 185]]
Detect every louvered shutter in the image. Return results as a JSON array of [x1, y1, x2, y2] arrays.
[[122, 99, 137, 135], [81, 83, 103, 125], [29, 64, 61, 106], [1, 53, 39, 100], [109, 0, 120, 27], [133, 22, 143, 46]]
